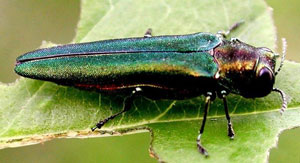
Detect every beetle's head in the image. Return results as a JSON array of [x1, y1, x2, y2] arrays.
[[215, 39, 286, 98], [214, 38, 287, 114], [244, 47, 276, 98]]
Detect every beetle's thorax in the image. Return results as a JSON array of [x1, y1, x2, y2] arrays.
[[214, 40, 258, 73], [213, 40, 276, 98]]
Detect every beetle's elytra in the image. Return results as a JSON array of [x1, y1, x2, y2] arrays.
[[15, 22, 287, 156]]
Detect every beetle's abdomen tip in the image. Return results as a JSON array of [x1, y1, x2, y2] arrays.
[[14, 63, 22, 75], [14, 60, 29, 77], [15, 61, 21, 66]]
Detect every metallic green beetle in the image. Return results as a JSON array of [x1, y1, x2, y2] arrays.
[[15, 22, 287, 156]]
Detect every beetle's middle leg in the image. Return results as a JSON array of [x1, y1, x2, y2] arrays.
[[197, 92, 213, 156], [220, 90, 235, 139], [91, 87, 142, 131]]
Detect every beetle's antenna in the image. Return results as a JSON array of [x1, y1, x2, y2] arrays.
[[272, 88, 287, 115], [275, 38, 287, 75]]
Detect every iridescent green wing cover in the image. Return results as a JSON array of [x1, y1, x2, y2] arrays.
[[16, 33, 221, 61], [15, 51, 218, 89], [15, 32, 220, 90]]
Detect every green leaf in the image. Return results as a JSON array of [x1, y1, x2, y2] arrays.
[[1, 0, 299, 162]]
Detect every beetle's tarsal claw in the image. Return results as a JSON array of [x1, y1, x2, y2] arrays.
[[272, 88, 287, 114], [91, 126, 97, 131], [227, 122, 235, 139], [91, 120, 106, 131], [197, 138, 209, 157]]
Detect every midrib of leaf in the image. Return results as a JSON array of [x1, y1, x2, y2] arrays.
[[99, 104, 300, 131]]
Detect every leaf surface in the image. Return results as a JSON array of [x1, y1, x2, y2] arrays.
[[1, 0, 299, 162]]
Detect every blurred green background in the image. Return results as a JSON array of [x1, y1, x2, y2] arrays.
[[0, 0, 299, 162]]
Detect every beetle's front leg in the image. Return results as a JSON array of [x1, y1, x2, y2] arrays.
[[91, 87, 142, 131], [197, 92, 213, 157], [220, 90, 235, 139]]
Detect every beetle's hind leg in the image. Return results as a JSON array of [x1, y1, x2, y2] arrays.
[[220, 90, 235, 139], [144, 28, 153, 38], [91, 87, 142, 131], [197, 92, 214, 157]]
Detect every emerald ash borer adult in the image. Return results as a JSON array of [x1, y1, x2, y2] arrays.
[[14, 22, 287, 156]]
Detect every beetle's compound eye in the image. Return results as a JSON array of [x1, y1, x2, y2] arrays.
[[258, 67, 274, 85]]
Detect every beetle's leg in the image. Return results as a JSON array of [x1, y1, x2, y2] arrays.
[[197, 92, 212, 157], [144, 28, 152, 38], [221, 90, 235, 139], [217, 20, 244, 38], [91, 87, 142, 131]]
